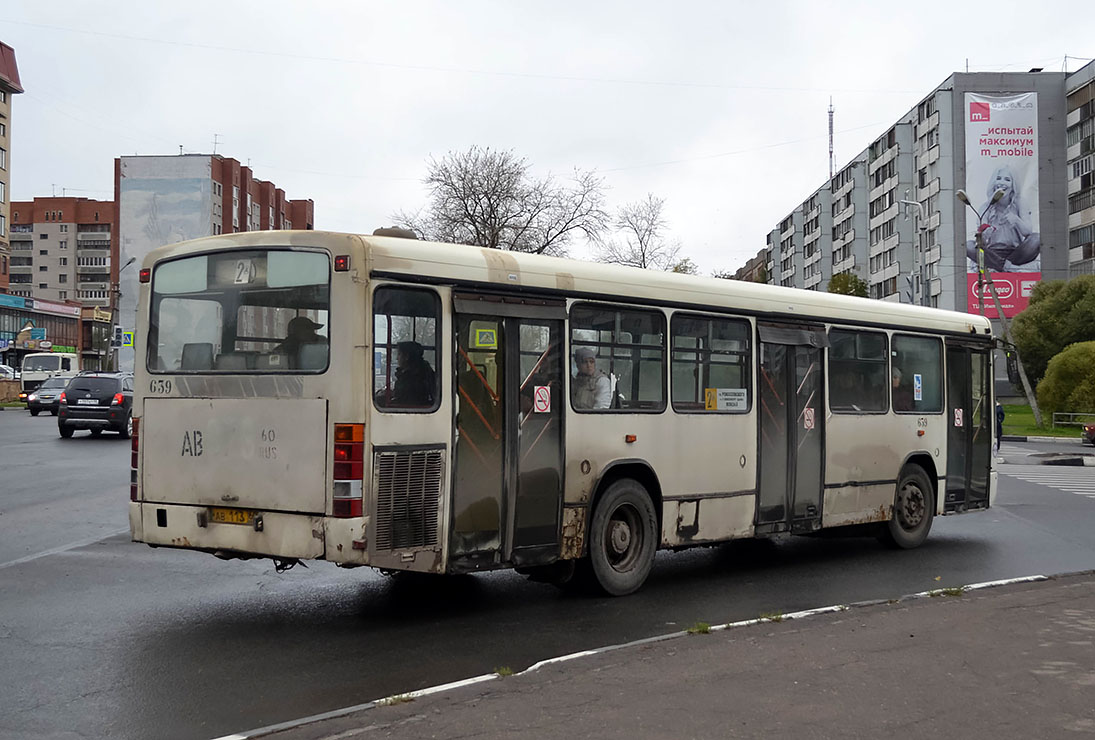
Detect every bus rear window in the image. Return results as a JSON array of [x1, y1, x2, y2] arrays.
[[148, 250, 330, 374]]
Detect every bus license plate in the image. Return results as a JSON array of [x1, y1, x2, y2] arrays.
[[210, 507, 254, 526]]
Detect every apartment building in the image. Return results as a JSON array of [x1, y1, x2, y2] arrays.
[[113, 154, 315, 369], [762, 62, 1086, 319], [0, 41, 23, 294], [9, 197, 114, 305], [1068, 64, 1095, 275]]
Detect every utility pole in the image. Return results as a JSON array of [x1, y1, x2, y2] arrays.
[[957, 189, 1043, 426]]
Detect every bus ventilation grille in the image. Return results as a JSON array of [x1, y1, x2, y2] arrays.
[[374, 448, 444, 551]]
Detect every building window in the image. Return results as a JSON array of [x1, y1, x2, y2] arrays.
[[59, 291, 67, 299], [59, 274, 67, 283], [39, 283, 48, 290], [0, 147, 6, 169], [59, 257, 67, 266], [60, 240, 67, 249], [39, 249, 48, 256], [39, 233, 47, 240], [0, 180, 5, 202], [60, 224, 68, 232]]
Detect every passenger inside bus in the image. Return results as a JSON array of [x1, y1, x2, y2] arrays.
[[892, 366, 914, 411], [571, 347, 612, 410], [376, 341, 436, 408], [275, 316, 327, 369]]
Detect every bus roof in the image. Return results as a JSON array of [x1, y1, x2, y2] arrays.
[[144, 230, 994, 338]]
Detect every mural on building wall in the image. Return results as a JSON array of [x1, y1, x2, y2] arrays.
[[964, 92, 1041, 318], [117, 158, 213, 370]]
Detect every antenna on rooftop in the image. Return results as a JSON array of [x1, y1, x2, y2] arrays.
[[213, 133, 222, 156], [828, 98, 834, 182], [179, 145, 183, 155]]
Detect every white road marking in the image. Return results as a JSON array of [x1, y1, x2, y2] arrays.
[[216, 574, 1049, 740], [0, 527, 129, 571], [1000, 464, 1095, 497]]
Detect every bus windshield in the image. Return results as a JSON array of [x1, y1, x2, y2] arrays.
[[23, 355, 60, 372], [148, 249, 331, 374]]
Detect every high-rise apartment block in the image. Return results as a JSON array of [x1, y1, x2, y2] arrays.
[[1067, 65, 1095, 272], [762, 61, 1095, 322], [113, 154, 314, 369], [9, 197, 115, 304], [0, 42, 23, 294]]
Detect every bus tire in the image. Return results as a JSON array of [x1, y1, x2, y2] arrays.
[[588, 478, 658, 596], [880, 464, 934, 549]]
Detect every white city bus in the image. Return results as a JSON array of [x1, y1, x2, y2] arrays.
[[130, 231, 995, 595]]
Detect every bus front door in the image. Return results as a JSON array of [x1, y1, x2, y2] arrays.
[[756, 324, 826, 535], [945, 343, 992, 511], [451, 299, 566, 570]]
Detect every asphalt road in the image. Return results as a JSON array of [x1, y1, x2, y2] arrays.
[[1, 409, 1094, 740]]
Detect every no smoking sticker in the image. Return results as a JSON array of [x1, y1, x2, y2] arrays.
[[533, 385, 551, 413], [804, 407, 815, 430]]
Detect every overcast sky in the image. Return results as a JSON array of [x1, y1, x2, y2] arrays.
[[3, 1, 1093, 274]]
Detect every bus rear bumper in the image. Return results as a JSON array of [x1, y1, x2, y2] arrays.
[[131, 502, 325, 560]]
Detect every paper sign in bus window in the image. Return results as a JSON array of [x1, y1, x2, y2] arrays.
[[704, 388, 748, 411], [913, 373, 922, 401]]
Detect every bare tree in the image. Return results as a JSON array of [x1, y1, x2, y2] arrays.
[[596, 194, 684, 271], [393, 146, 607, 256]]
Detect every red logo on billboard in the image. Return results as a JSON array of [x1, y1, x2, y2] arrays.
[[969, 102, 991, 122]]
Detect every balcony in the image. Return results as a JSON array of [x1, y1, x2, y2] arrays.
[[77, 264, 111, 275]]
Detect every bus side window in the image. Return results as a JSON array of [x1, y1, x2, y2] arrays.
[[828, 329, 888, 413], [373, 286, 440, 412], [61, 358, 71, 371]]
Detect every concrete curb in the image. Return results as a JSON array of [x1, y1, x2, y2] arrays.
[[1040, 455, 1095, 466], [221, 573, 1061, 740], [1002, 434, 1083, 444]]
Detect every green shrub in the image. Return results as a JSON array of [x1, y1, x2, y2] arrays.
[[1013, 276, 1095, 384], [1036, 341, 1095, 417]]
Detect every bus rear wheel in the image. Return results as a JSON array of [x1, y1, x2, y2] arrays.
[[880, 464, 934, 549], [588, 479, 657, 596]]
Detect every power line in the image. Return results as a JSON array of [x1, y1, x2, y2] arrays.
[[3, 18, 925, 96]]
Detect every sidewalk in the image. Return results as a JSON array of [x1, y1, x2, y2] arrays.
[[245, 572, 1095, 740]]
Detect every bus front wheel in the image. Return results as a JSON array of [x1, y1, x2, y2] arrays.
[[588, 478, 658, 596], [880, 464, 934, 549]]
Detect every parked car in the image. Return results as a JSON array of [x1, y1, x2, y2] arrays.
[[26, 376, 69, 416], [57, 372, 134, 439], [0, 363, 17, 380], [1084, 423, 1095, 446]]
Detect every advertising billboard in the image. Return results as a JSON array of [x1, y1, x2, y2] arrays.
[[964, 92, 1041, 318]]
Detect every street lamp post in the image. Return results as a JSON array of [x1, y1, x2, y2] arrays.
[[956, 189, 1043, 426], [111, 257, 136, 371], [900, 192, 927, 305]]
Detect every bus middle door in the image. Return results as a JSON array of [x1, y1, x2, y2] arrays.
[[756, 323, 827, 535], [945, 341, 992, 512], [450, 294, 566, 571]]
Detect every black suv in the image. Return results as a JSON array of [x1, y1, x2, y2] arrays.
[[58, 372, 134, 439]]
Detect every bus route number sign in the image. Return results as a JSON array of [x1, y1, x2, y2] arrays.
[[533, 385, 551, 413], [234, 259, 257, 284]]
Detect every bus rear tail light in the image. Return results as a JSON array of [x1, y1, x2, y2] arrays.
[[130, 417, 140, 501], [333, 423, 364, 517]]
